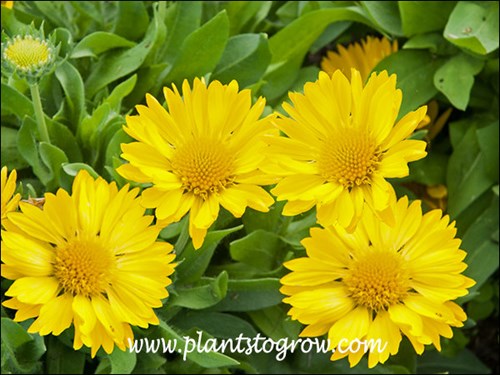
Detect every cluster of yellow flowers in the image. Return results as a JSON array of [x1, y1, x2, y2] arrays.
[[1, 36, 474, 367]]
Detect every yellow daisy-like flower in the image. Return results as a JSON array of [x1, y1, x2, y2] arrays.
[[1, 170, 176, 357], [117, 78, 275, 249], [1, 1, 13, 9], [321, 35, 398, 82], [1, 166, 21, 228], [265, 69, 428, 231], [280, 196, 475, 368]]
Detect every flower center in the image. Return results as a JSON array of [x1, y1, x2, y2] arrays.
[[343, 250, 409, 312], [3, 36, 51, 71], [171, 138, 234, 199], [53, 238, 114, 297], [318, 132, 381, 188]]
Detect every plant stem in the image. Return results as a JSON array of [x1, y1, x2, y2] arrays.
[[30, 83, 51, 144]]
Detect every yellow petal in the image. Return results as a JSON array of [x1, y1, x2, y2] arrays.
[[6, 277, 59, 304]]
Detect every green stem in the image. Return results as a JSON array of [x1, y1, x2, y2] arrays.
[[30, 83, 51, 144]]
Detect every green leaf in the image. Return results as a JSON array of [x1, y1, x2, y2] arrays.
[[261, 53, 303, 102], [71, 31, 136, 59], [47, 118, 83, 163], [171, 311, 257, 339], [62, 162, 99, 179], [112, 1, 149, 41], [105, 128, 133, 169], [447, 124, 495, 217], [242, 201, 286, 234], [1, 83, 34, 122], [361, 1, 403, 36], [171, 272, 228, 309], [230, 230, 282, 270], [32, 1, 73, 31], [460, 195, 499, 298], [398, 1, 457, 36], [108, 348, 136, 374], [374, 50, 443, 117], [85, 5, 166, 97], [310, 21, 352, 53], [282, 211, 318, 249], [161, 1, 202, 64], [103, 74, 137, 112], [17, 117, 51, 186], [0, 6, 28, 35], [416, 348, 490, 374], [408, 152, 449, 185], [444, 1, 499, 55], [45, 336, 85, 375], [53, 27, 73, 58], [78, 103, 111, 150], [224, 1, 272, 35], [175, 225, 243, 283], [248, 305, 301, 341], [212, 33, 271, 88], [55, 61, 86, 131], [211, 278, 283, 312], [157, 320, 240, 368], [1, 127, 29, 170], [39, 142, 69, 190], [434, 53, 484, 110], [268, 6, 374, 66], [163, 10, 230, 86], [132, 352, 166, 374], [1, 318, 45, 374], [403, 32, 459, 55], [476, 120, 499, 182], [123, 64, 169, 107]]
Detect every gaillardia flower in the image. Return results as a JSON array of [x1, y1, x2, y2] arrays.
[[265, 69, 427, 231], [1, 170, 176, 357], [117, 78, 275, 249], [1, 26, 58, 82], [280, 196, 475, 368], [321, 35, 398, 82], [1, 166, 21, 229]]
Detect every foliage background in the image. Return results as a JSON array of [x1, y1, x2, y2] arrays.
[[1, 1, 498, 374]]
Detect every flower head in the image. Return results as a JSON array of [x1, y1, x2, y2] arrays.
[[1, 166, 21, 229], [1, 25, 58, 83], [1, 1, 14, 9], [1, 170, 176, 357], [321, 35, 398, 82], [265, 69, 427, 231], [117, 78, 276, 249], [280, 196, 475, 368]]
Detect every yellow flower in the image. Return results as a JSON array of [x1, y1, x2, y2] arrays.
[[265, 69, 427, 231], [1, 170, 176, 357], [117, 78, 275, 249], [1, 27, 59, 83], [280, 196, 475, 368], [321, 35, 398, 82], [1, 166, 21, 228], [1, 1, 13, 9]]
